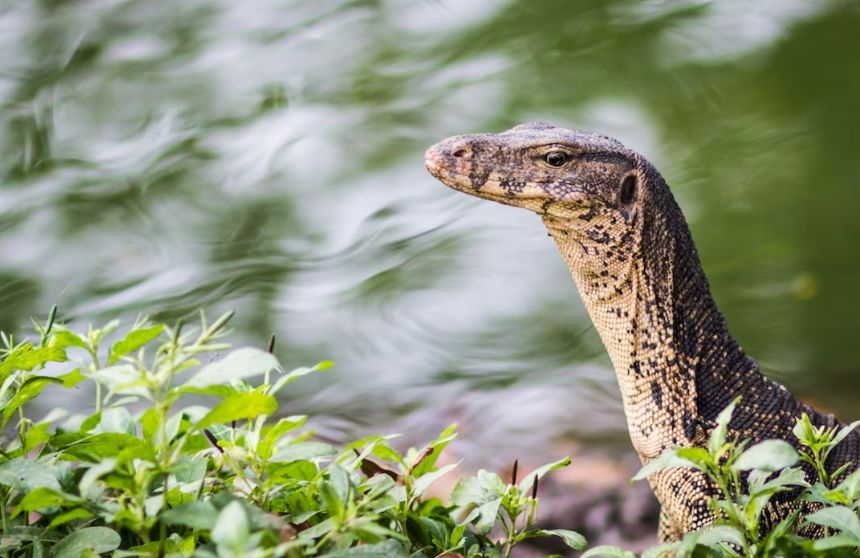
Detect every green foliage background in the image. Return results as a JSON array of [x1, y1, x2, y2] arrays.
[[0, 312, 583, 557], [2, 312, 860, 557]]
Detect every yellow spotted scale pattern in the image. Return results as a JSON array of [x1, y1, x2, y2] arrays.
[[425, 122, 860, 540]]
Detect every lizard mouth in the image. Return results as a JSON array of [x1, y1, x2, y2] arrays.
[[425, 153, 596, 212], [425, 161, 542, 205], [424, 139, 600, 212], [425, 148, 551, 204]]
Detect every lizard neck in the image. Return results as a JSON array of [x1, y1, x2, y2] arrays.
[[545, 170, 761, 456]]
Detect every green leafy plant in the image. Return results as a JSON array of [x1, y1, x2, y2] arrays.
[[584, 399, 860, 558], [0, 309, 585, 558]]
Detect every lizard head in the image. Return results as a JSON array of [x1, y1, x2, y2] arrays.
[[427, 123, 734, 462], [425, 122, 652, 276], [427, 123, 723, 462]]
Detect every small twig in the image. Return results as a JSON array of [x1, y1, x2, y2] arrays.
[[407, 447, 433, 475], [203, 429, 224, 453], [40, 305, 58, 345], [265, 333, 276, 386], [172, 319, 184, 345], [207, 310, 235, 336]]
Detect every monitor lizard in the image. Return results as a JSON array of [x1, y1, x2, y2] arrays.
[[424, 122, 860, 540]]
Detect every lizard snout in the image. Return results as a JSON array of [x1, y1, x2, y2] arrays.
[[424, 136, 473, 185]]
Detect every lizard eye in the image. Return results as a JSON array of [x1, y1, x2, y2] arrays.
[[544, 151, 568, 167]]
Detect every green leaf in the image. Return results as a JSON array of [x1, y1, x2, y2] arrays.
[[172, 455, 208, 483], [78, 458, 117, 498], [161, 501, 220, 530], [745, 490, 783, 531], [517, 455, 571, 492], [370, 440, 406, 466], [328, 462, 352, 501], [348, 518, 408, 543], [452, 470, 505, 506], [51, 527, 121, 558], [633, 449, 697, 482], [318, 540, 408, 557], [59, 367, 86, 388], [835, 468, 860, 501], [268, 360, 333, 396], [59, 432, 155, 462], [410, 423, 457, 477], [582, 545, 637, 558], [140, 408, 160, 442], [17, 487, 82, 512], [675, 447, 710, 465], [24, 422, 52, 453], [269, 460, 319, 483], [792, 413, 816, 446], [361, 474, 396, 505], [0, 526, 44, 553], [108, 324, 164, 364], [298, 517, 334, 540], [731, 440, 799, 472], [710, 396, 740, 454], [341, 434, 397, 465], [0, 458, 61, 492], [535, 529, 587, 550], [412, 462, 459, 500], [270, 441, 337, 462], [179, 384, 240, 398], [90, 365, 149, 400], [699, 525, 744, 547], [832, 420, 860, 448], [211, 501, 250, 551], [52, 330, 88, 350], [257, 415, 308, 460], [319, 479, 346, 522], [673, 531, 706, 558], [2, 376, 63, 422], [2, 344, 67, 377], [47, 507, 94, 529], [806, 506, 860, 539], [753, 466, 808, 493], [194, 391, 277, 430], [813, 534, 860, 550], [451, 470, 505, 532], [183, 347, 280, 389], [80, 411, 102, 433], [96, 406, 136, 435], [155, 412, 183, 446], [0, 374, 17, 414]]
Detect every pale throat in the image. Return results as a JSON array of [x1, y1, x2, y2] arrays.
[[545, 224, 687, 399], [543, 224, 650, 374]]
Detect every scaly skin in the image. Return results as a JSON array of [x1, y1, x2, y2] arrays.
[[424, 122, 860, 540]]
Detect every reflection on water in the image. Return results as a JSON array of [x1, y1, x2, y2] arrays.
[[1, 0, 859, 465]]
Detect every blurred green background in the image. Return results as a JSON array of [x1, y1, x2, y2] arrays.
[[1, 0, 859, 465]]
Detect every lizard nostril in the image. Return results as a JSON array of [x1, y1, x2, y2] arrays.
[[453, 149, 466, 158]]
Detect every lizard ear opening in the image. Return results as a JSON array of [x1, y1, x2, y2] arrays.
[[619, 174, 636, 206]]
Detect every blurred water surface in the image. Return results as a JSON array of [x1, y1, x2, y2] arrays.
[[2, 0, 859, 466]]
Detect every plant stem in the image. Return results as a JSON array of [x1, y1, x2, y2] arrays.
[[88, 347, 102, 413], [17, 405, 27, 453], [155, 330, 184, 555], [502, 519, 515, 558], [159, 475, 168, 558], [1, 488, 8, 535]]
